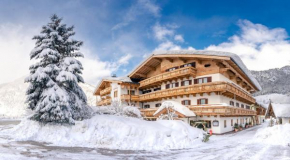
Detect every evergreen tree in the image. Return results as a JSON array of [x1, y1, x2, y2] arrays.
[[25, 14, 91, 124]]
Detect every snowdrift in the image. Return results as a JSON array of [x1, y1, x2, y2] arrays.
[[253, 124, 290, 146], [8, 115, 204, 150]]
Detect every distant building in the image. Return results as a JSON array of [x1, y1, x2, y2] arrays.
[[94, 50, 263, 134], [266, 102, 290, 125]]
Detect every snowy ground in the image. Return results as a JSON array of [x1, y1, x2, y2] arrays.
[[0, 119, 290, 160]]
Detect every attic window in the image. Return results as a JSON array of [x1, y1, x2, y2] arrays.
[[204, 64, 211, 67]]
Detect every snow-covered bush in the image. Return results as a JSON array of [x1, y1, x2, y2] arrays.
[[25, 14, 92, 124], [95, 102, 141, 118]]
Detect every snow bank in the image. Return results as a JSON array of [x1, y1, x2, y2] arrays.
[[8, 115, 204, 150], [253, 124, 290, 146]]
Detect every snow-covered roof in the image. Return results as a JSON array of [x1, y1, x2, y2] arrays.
[[154, 101, 196, 117], [94, 76, 133, 94], [129, 50, 262, 91], [272, 103, 290, 118]]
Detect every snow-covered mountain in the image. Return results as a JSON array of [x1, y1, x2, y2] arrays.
[[255, 93, 290, 108], [251, 65, 290, 96], [0, 77, 96, 118]]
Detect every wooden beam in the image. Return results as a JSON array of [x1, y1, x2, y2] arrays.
[[178, 57, 187, 63], [144, 65, 156, 71], [165, 57, 173, 62], [135, 73, 147, 78]]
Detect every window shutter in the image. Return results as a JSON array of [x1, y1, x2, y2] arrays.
[[166, 84, 170, 89], [175, 82, 179, 87], [208, 77, 212, 82], [181, 81, 184, 86], [189, 100, 191, 105], [194, 79, 198, 84], [189, 80, 192, 85], [205, 99, 208, 104], [197, 99, 200, 105], [181, 101, 184, 105]]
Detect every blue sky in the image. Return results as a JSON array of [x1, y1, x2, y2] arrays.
[[1, 0, 290, 85]]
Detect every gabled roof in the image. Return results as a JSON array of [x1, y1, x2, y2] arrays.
[[153, 101, 196, 118], [129, 50, 261, 91], [271, 103, 290, 118]]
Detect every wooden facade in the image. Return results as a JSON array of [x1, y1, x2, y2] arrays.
[[95, 52, 261, 119], [139, 81, 255, 104]]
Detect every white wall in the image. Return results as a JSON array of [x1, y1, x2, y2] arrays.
[[281, 118, 290, 125], [193, 116, 252, 134]]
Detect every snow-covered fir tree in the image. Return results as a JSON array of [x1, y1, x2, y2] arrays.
[[25, 14, 92, 124]]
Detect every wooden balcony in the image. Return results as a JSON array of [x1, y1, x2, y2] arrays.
[[121, 94, 140, 101], [100, 87, 111, 96], [139, 81, 255, 104], [139, 67, 197, 88], [188, 105, 257, 116], [97, 97, 111, 106], [140, 108, 158, 117]]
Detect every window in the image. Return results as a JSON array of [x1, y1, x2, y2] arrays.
[[181, 80, 192, 86], [114, 91, 118, 97], [230, 101, 234, 106], [166, 66, 179, 72], [127, 90, 135, 95], [237, 119, 239, 124], [166, 84, 170, 89], [241, 104, 244, 108], [231, 119, 233, 126], [180, 62, 196, 68], [194, 77, 212, 84], [155, 103, 161, 107], [240, 118, 242, 124], [154, 87, 161, 91], [204, 64, 211, 68], [236, 103, 240, 107], [144, 104, 150, 108], [197, 98, 208, 105], [182, 100, 191, 105], [246, 118, 248, 123], [246, 105, 250, 109], [143, 90, 151, 94], [224, 120, 227, 128], [213, 120, 219, 126]]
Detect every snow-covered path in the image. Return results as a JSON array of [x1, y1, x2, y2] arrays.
[[0, 120, 289, 160]]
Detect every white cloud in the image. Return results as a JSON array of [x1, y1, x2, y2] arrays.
[[112, 0, 160, 31], [206, 19, 290, 70], [0, 23, 125, 85], [118, 54, 133, 65], [0, 24, 35, 84], [154, 41, 181, 51], [153, 23, 175, 41], [174, 34, 184, 42]]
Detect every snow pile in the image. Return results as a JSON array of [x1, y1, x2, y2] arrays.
[[271, 104, 290, 117], [94, 105, 142, 118], [154, 101, 196, 117], [8, 115, 204, 150], [253, 124, 290, 146], [0, 77, 96, 119]]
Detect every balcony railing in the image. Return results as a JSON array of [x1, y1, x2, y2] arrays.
[[139, 66, 197, 88], [97, 97, 111, 106], [121, 94, 140, 101], [139, 81, 255, 104], [100, 87, 111, 96], [140, 108, 158, 117], [188, 105, 257, 116]]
